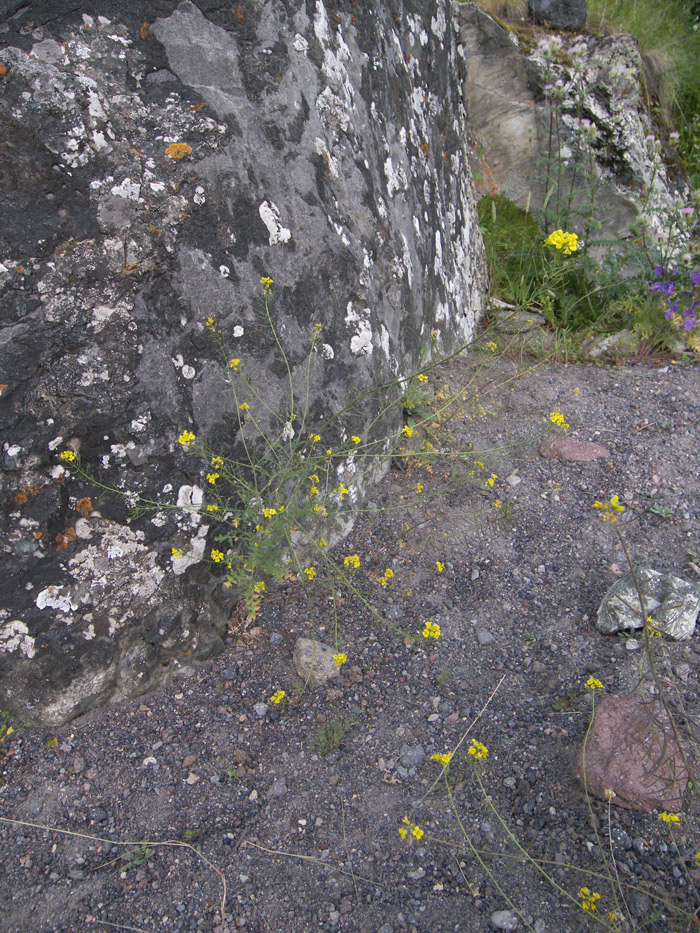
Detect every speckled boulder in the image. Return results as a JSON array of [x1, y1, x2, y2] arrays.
[[0, 1, 485, 725]]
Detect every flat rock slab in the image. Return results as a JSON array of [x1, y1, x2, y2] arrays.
[[539, 435, 610, 461], [596, 567, 700, 639], [573, 695, 688, 812], [292, 638, 340, 687]]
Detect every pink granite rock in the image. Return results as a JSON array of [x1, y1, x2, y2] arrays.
[[573, 695, 687, 812], [539, 435, 610, 461]]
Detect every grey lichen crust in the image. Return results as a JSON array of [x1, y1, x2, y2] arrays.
[[0, 1, 485, 725], [596, 567, 700, 640]]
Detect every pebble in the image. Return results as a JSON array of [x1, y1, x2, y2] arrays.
[[185, 772, 200, 785], [72, 755, 86, 774], [477, 628, 496, 645], [269, 632, 283, 646], [268, 778, 288, 798], [491, 909, 519, 931], [254, 703, 269, 717], [400, 745, 425, 768]]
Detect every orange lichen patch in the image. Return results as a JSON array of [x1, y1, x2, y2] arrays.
[[231, 6, 244, 19], [34, 532, 43, 540], [15, 265, 25, 273], [420, 141, 429, 155], [0, 384, 8, 396], [140, 21, 150, 39], [14, 484, 39, 505], [123, 263, 139, 274], [129, 148, 145, 156], [165, 142, 192, 159], [76, 497, 93, 517], [0, 63, 7, 76], [56, 527, 77, 551], [190, 102, 205, 111]]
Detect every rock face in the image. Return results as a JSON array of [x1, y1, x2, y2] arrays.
[[457, 5, 685, 244], [574, 695, 688, 812], [0, 2, 485, 725], [529, 0, 587, 32]]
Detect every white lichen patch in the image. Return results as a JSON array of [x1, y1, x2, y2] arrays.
[[259, 200, 291, 245], [110, 178, 141, 201], [36, 585, 78, 614], [345, 302, 373, 356], [177, 485, 204, 526], [0, 620, 36, 658], [171, 525, 209, 575]]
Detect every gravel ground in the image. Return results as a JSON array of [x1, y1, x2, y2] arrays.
[[2, 351, 700, 933]]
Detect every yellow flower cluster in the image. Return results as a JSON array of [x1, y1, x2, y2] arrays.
[[344, 554, 360, 569], [402, 425, 415, 437], [585, 677, 604, 692], [270, 690, 286, 704], [578, 887, 600, 912], [430, 752, 452, 767], [435, 561, 445, 573], [178, 430, 196, 447], [60, 450, 77, 462], [468, 739, 489, 760], [379, 568, 394, 587], [332, 653, 347, 666], [211, 549, 225, 563], [658, 811, 681, 824], [422, 621, 441, 639], [592, 495, 625, 523], [253, 581, 266, 594], [303, 566, 317, 580], [549, 409, 570, 430], [398, 816, 424, 841], [545, 229, 579, 255], [229, 358, 242, 369], [260, 276, 274, 293], [417, 373, 429, 383], [351, 435, 361, 445], [207, 472, 219, 485], [485, 474, 497, 487], [172, 548, 184, 559]]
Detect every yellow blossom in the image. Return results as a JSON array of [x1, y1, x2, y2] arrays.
[[344, 554, 360, 569], [308, 474, 320, 484], [592, 495, 625, 523], [172, 548, 184, 559], [207, 504, 219, 512], [230, 358, 241, 369], [270, 690, 286, 704], [178, 430, 196, 447], [309, 485, 319, 496], [60, 450, 77, 462], [417, 373, 429, 383], [260, 276, 274, 292], [578, 887, 600, 912], [309, 433, 321, 443], [333, 653, 347, 666], [422, 621, 441, 639], [402, 425, 415, 437], [485, 341, 498, 352], [318, 538, 327, 547], [398, 816, 424, 841], [351, 435, 361, 445], [338, 483, 349, 498], [263, 508, 277, 518], [239, 402, 250, 411], [206, 472, 220, 485], [205, 316, 217, 330], [253, 581, 265, 594], [435, 561, 445, 573], [416, 483, 423, 493], [585, 677, 604, 692], [494, 500, 503, 509], [431, 752, 452, 766], [549, 409, 570, 430], [303, 566, 317, 580], [485, 474, 497, 487], [467, 739, 489, 760], [545, 229, 579, 255], [210, 456, 224, 468], [658, 811, 681, 824], [211, 549, 225, 562]]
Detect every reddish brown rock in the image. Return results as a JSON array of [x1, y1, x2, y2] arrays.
[[539, 435, 610, 461], [573, 695, 687, 812]]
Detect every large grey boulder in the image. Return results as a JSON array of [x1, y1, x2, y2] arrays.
[[457, 5, 685, 244], [528, 0, 587, 32], [0, 1, 485, 725]]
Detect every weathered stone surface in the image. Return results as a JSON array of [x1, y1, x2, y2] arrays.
[[539, 435, 610, 460], [292, 637, 340, 687], [574, 695, 688, 812], [457, 5, 685, 243], [0, 2, 485, 726], [596, 567, 700, 639], [528, 0, 587, 32]]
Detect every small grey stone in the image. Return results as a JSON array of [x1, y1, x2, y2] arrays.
[[269, 632, 284, 646], [407, 867, 426, 880], [471, 567, 480, 581], [534, 922, 546, 933], [292, 637, 340, 687], [254, 702, 269, 717], [72, 755, 86, 774], [491, 909, 519, 931], [89, 806, 108, 823], [268, 777, 288, 798], [477, 628, 496, 646], [399, 745, 425, 768]]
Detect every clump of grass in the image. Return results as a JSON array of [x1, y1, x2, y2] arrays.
[[313, 712, 357, 756]]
